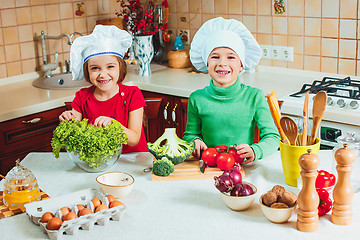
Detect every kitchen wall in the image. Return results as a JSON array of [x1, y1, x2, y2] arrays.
[[0, 0, 359, 79], [0, 0, 117, 79], [167, 0, 360, 76]]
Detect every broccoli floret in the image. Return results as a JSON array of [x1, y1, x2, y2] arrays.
[[152, 157, 175, 177], [147, 128, 195, 165]]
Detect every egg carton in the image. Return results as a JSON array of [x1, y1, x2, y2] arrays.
[[24, 188, 125, 240]]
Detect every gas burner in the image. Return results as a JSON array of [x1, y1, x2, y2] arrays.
[[290, 76, 360, 99]]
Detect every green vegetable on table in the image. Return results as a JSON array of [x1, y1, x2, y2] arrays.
[[51, 119, 128, 168], [152, 157, 175, 177], [147, 128, 194, 165]]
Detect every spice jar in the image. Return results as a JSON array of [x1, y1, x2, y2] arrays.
[[332, 132, 360, 193], [3, 160, 40, 208]]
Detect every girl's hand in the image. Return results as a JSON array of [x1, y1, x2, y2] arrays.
[[59, 110, 81, 121], [234, 144, 255, 164], [94, 116, 114, 127], [193, 139, 207, 158]]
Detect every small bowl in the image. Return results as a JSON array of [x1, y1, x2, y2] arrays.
[[220, 182, 257, 211], [259, 193, 297, 223], [96, 172, 135, 199]]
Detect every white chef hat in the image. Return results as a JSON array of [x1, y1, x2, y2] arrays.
[[70, 25, 132, 80], [190, 17, 262, 73]]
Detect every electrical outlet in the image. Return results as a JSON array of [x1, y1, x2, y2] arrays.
[[271, 46, 281, 60], [260, 45, 271, 59], [260, 45, 294, 62], [279, 46, 294, 62]]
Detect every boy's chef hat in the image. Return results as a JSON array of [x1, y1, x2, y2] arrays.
[[190, 17, 262, 73], [70, 25, 132, 80]]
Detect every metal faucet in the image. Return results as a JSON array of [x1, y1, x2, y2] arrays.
[[37, 30, 83, 78]]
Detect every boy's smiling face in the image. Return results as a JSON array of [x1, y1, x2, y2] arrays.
[[207, 47, 243, 88]]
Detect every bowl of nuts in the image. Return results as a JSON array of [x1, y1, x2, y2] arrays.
[[259, 185, 297, 223]]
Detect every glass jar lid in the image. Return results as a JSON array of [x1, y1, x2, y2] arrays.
[[4, 160, 37, 189], [336, 132, 360, 149]]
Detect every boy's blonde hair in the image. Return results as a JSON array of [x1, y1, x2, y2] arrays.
[[83, 55, 127, 84]]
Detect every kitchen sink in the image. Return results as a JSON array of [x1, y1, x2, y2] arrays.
[[32, 73, 91, 90]]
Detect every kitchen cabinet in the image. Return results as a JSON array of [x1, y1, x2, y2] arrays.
[[0, 106, 66, 175], [142, 91, 188, 143]]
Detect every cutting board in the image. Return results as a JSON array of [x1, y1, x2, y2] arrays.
[[151, 156, 245, 181], [0, 189, 50, 219]]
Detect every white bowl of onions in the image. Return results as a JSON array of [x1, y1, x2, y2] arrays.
[[220, 182, 257, 211], [214, 164, 257, 211]]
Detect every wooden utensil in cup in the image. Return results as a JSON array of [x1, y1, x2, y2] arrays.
[[266, 90, 289, 145], [302, 92, 309, 146], [309, 91, 327, 145], [280, 116, 299, 146]]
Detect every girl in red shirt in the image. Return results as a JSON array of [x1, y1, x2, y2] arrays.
[[59, 25, 147, 153]]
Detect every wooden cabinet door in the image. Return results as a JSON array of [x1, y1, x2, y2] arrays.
[[0, 106, 65, 175], [144, 98, 163, 143], [172, 98, 188, 138]]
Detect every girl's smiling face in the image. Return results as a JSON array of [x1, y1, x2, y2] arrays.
[[207, 47, 243, 88], [87, 54, 120, 93]]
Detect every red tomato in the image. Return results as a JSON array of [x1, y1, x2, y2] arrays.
[[228, 148, 245, 164], [215, 144, 228, 153], [216, 152, 235, 170], [202, 148, 218, 167]]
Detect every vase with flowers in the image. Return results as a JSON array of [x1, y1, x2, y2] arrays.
[[116, 0, 162, 76]]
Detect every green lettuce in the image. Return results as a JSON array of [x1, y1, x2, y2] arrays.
[[51, 119, 128, 167]]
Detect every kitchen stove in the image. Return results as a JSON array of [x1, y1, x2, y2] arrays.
[[280, 76, 360, 148]]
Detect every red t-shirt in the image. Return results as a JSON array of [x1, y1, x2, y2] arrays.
[[72, 83, 148, 153]]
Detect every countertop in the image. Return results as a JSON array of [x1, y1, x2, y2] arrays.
[[1, 64, 351, 123], [0, 150, 359, 240]]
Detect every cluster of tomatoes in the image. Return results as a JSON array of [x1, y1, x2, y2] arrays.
[[202, 144, 244, 171]]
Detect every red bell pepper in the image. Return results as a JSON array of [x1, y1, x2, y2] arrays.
[[315, 170, 336, 189], [316, 188, 333, 216]]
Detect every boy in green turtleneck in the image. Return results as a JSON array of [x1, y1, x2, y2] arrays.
[[183, 17, 280, 164]]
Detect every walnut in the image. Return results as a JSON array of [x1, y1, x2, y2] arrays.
[[278, 191, 297, 207], [270, 202, 289, 208], [262, 191, 278, 207], [271, 185, 285, 198]]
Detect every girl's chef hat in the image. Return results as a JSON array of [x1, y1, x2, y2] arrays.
[[190, 17, 262, 73], [70, 25, 132, 80]]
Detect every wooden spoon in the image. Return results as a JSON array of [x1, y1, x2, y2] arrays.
[[309, 91, 327, 145], [302, 92, 309, 146], [280, 116, 298, 146], [266, 90, 289, 145]]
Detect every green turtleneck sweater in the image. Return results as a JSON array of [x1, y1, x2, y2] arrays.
[[183, 78, 280, 161]]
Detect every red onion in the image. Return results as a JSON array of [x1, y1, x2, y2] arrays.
[[230, 184, 243, 196], [221, 164, 242, 185], [231, 183, 254, 196], [239, 184, 254, 196], [214, 175, 234, 192]]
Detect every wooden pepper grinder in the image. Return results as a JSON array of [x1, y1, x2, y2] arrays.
[[331, 144, 355, 225], [297, 149, 320, 232]]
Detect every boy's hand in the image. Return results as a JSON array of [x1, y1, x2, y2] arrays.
[[94, 116, 114, 127], [234, 144, 255, 164], [193, 139, 207, 158], [59, 110, 81, 121]]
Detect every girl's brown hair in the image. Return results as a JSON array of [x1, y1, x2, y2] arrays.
[[83, 55, 127, 83]]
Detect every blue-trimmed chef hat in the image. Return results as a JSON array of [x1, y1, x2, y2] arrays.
[[70, 25, 132, 80]]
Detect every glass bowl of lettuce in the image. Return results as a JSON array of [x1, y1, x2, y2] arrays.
[[67, 147, 122, 173], [51, 119, 128, 173]]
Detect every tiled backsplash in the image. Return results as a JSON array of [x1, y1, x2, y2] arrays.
[[168, 0, 360, 76], [0, 0, 117, 78], [1, 0, 360, 79]]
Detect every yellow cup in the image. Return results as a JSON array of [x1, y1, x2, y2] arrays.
[[279, 135, 320, 186]]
